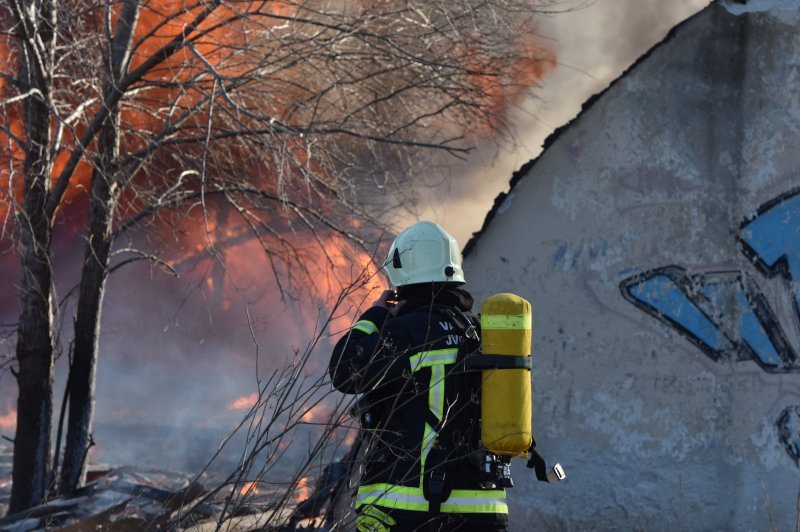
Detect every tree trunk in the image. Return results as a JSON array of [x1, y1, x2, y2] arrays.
[[10, 226, 55, 513], [9, 0, 57, 513], [59, 0, 137, 493], [58, 164, 117, 492]]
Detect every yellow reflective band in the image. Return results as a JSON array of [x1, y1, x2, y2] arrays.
[[356, 484, 508, 514], [430, 364, 445, 422], [420, 364, 445, 485], [409, 348, 458, 372], [353, 319, 379, 335], [357, 485, 429, 512], [420, 421, 435, 485], [481, 314, 531, 330]]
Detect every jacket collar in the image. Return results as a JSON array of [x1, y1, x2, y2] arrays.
[[396, 283, 474, 315]]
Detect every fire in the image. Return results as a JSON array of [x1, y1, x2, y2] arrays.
[[228, 392, 258, 410], [467, 35, 557, 136], [0, 0, 555, 306], [301, 402, 334, 424], [1, 0, 557, 230], [162, 202, 389, 360], [294, 476, 310, 503], [0, 403, 16, 433], [0, 0, 283, 220], [239, 480, 260, 496], [0, 0, 557, 451]]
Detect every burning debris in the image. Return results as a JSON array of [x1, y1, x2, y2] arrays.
[[0, 451, 345, 531], [0, 466, 207, 531]]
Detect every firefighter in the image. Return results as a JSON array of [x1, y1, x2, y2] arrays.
[[329, 221, 508, 532]]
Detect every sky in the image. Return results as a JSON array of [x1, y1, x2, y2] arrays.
[[413, 0, 713, 246]]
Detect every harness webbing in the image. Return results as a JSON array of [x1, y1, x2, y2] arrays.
[[410, 348, 457, 491]]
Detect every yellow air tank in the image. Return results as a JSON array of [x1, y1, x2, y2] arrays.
[[480, 293, 533, 456]]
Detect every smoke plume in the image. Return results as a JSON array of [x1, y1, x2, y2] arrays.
[[411, 0, 712, 246]]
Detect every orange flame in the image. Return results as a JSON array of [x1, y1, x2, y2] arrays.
[[2, 0, 557, 228], [1, 1, 556, 290], [228, 392, 258, 410], [295, 476, 310, 503], [0, 0, 293, 222], [467, 35, 557, 136], [239, 480, 259, 496], [0, 402, 16, 432], [301, 402, 333, 424], [165, 203, 388, 343], [1, 3, 555, 436]]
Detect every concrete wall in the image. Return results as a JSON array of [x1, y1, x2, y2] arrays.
[[462, 2, 800, 529]]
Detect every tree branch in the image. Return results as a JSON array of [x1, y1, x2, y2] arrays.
[[46, 0, 224, 218]]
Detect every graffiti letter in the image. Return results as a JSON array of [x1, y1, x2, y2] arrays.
[[699, 274, 796, 369], [740, 188, 800, 323], [777, 406, 800, 466], [621, 267, 797, 371], [620, 266, 734, 359]]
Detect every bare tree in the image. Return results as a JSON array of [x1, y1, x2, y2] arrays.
[[171, 275, 369, 531], [0, 0, 558, 514]]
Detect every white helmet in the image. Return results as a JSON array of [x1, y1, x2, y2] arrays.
[[384, 221, 465, 286]]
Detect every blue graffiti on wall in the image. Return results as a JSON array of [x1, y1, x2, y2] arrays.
[[621, 267, 796, 371], [777, 406, 800, 465], [620, 188, 800, 462], [740, 191, 800, 322]]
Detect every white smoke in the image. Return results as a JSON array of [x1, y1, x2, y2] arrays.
[[411, 0, 712, 247]]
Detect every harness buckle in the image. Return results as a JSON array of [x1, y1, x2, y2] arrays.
[[427, 471, 447, 513], [429, 471, 446, 494]]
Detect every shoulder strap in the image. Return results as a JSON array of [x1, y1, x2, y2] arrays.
[[421, 306, 481, 512], [432, 305, 532, 372], [429, 305, 479, 340]]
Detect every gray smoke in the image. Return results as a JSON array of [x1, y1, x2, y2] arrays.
[[410, 0, 712, 246]]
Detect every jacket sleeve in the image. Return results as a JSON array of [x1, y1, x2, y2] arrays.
[[328, 306, 410, 394]]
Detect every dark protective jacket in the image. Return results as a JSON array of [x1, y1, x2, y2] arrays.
[[329, 285, 508, 529]]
